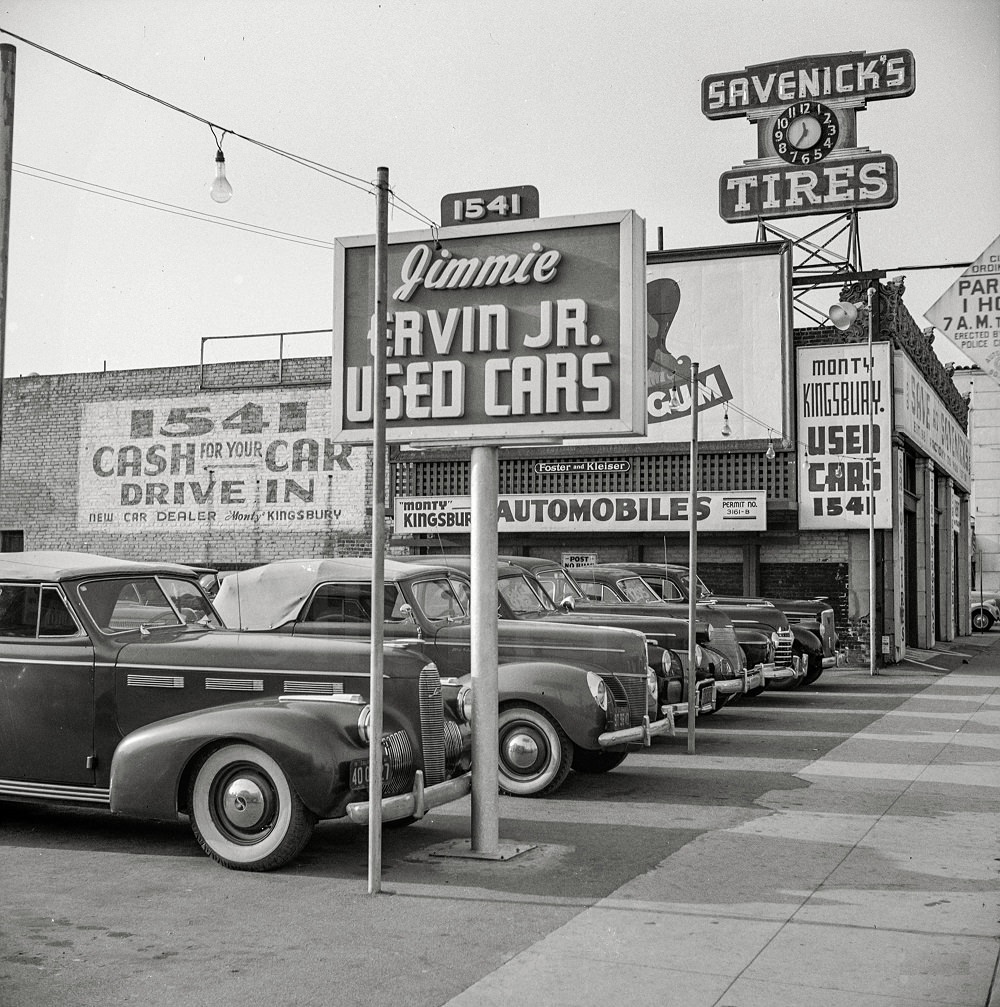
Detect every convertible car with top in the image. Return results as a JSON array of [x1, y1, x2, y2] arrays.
[[0, 552, 472, 871], [215, 557, 672, 796]]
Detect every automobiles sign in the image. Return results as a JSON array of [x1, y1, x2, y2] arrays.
[[331, 210, 647, 444]]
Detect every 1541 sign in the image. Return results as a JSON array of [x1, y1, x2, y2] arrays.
[[441, 185, 540, 227]]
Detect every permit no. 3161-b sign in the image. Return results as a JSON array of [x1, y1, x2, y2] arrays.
[[331, 210, 647, 444]]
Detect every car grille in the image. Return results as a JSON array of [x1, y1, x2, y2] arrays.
[[709, 625, 745, 673], [602, 672, 647, 726], [821, 608, 836, 655], [419, 664, 446, 785], [774, 628, 794, 667], [381, 730, 415, 797]]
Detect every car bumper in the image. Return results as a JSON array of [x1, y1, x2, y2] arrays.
[[716, 665, 765, 695], [763, 660, 806, 683], [345, 769, 472, 825], [661, 679, 718, 716], [599, 711, 676, 748]]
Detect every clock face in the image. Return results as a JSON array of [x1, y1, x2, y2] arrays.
[[772, 101, 839, 166]]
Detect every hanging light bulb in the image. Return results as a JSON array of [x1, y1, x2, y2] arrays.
[[210, 149, 233, 203], [668, 380, 681, 410], [766, 439, 776, 460], [721, 407, 731, 437]]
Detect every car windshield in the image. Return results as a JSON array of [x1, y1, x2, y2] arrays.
[[672, 571, 713, 600], [499, 573, 555, 616], [617, 576, 662, 603], [535, 568, 586, 604], [78, 576, 221, 634]]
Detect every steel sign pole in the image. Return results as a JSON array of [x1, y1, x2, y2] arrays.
[[867, 284, 877, 677], [368, 166, 389, 894], [687, 362, 699, 754], [470, 444, 500, 855]]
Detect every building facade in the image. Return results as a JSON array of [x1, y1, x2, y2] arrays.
[[0, 277, 971, 663]]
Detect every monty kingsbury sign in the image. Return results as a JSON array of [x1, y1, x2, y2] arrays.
[[331, 210, 647, 443], [77, 390, 366, 533], [796, 343, 893, 530], [702, 50, 914, 223], [395, 491, 766, 533]]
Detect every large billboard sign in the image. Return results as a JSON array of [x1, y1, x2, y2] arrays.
[[642, 242, 792, 445], [923, 234, 1000, 384], [78, 389, 366, 534], [331, 210, 646, 444], [703, 50, 914, 223], [797, 342, 893, 529], [394, 491, 766, 534]]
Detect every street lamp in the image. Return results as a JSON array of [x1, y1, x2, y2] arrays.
[[829, 285, 878, 676]]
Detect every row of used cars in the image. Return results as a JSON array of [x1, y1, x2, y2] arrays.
[[0, 549, 843, 872]]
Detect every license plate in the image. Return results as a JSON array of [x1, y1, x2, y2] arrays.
[[698, 686, 716, 711], [350, 758, 389, 791]]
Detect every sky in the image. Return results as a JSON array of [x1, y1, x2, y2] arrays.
[[0, 0, 997, 378]]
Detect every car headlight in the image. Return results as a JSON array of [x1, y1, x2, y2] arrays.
[[357, 704, 372, 743], [586, 671, 608, 710], [646, 667, 658, 703], [818, 622, 826, 637], [457, 684, 473, 723], [771, 631, 780, 647], [707, 622, 714, 639], [669, 649, 682, 675], [695, 644, 704, 666]]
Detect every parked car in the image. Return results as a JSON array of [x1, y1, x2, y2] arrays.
[[215, 557, 672, 795], [497, 555, 751, 710], [521, 557, 769, 707], [398, 553, 717, 716], [971, 595, 1000, 632], [0, 551, 472, 871], [613, 562, 806, 688]]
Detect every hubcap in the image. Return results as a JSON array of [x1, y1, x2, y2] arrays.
[[222, 777, 267, 829], [504, 732, 541, 770]]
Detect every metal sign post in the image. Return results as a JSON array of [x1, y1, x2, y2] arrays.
[[470, 444, 500, 855], [687, 362, 699, 754], [367, 166, 389, 895]]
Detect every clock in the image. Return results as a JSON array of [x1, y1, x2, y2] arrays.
[[772, 101, 839, 166]]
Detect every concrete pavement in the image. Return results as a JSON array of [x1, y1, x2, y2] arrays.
[[433, 634, 1000, 1007]]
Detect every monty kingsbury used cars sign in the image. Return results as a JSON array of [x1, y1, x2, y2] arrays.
[[331, 210, 647, 443], [702, 50, 914, 222], [394, 492, 766, 533]]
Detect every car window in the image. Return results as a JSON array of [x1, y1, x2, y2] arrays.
[[618, 576, 662, 603], [304, 583, 384, 623], [499, 573, 554, 616], [578, 581, 605, 602], [537, 569, 584, 604], [411, 577, 469, 622], [0, 583, 82, 639], [78, 576, 220, 633]]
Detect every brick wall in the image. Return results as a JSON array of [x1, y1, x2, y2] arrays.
[[0, 358, 376, 566]]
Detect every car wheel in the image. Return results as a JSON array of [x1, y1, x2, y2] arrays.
[[189, 744, 316, 871], [497, 705, 573, 796], [571, 747, 628, 774], [802, 659, 824, 686], [701, 693, 731, 715], [745, 685, 766, 698], [972, 609, 994, 632]]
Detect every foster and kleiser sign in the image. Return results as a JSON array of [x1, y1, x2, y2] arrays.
[[332, 211, 646, 443]]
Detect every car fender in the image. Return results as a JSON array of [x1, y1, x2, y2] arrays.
[[467, 660, 606, 750], [790, 624, 823, 656], [110, 697, 369, 822]]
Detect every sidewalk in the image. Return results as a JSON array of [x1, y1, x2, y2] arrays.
[[440, 635, 1000, 1007]]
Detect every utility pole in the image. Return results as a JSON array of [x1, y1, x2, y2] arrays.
[[0, 44, 16, 515]]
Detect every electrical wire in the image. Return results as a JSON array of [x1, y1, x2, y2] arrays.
[[0, 27, 439, 230], [14, 163, 338, 248]]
